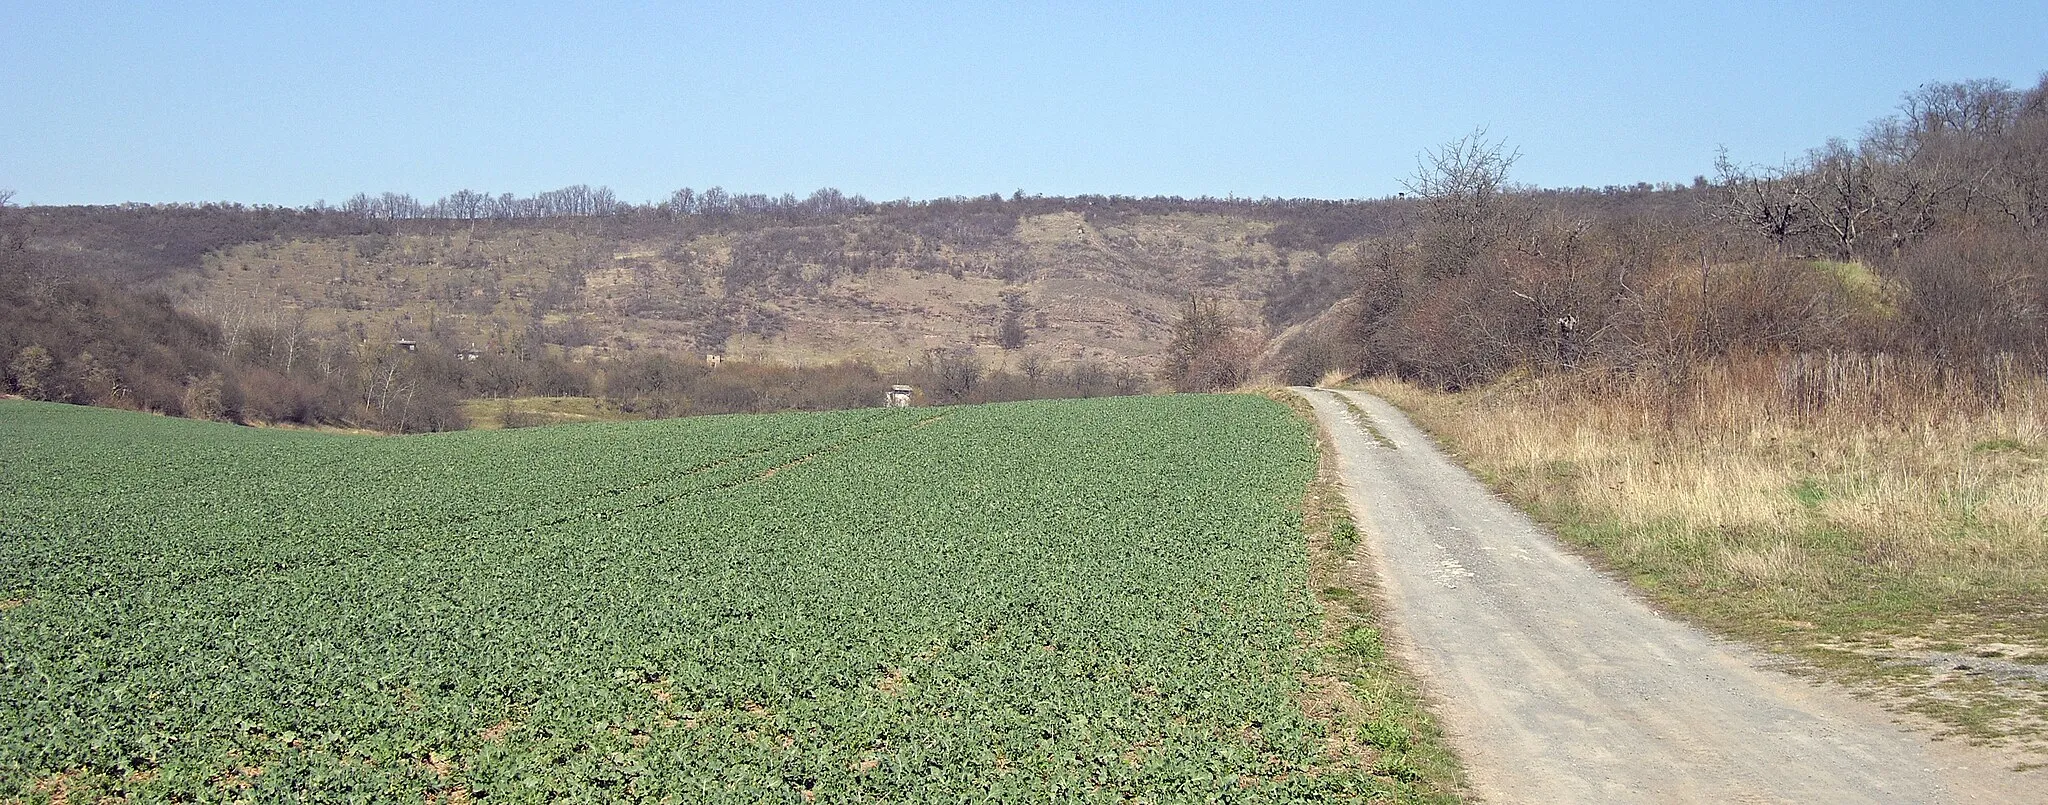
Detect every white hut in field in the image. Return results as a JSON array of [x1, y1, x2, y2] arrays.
[[885, 385, 915, 407]]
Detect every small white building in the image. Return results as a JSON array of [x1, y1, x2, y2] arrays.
[[885, 385, 915, 407]]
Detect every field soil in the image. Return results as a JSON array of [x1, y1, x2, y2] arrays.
[[1299, 387, 2048, 803]]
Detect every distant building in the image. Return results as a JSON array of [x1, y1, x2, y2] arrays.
[[395, 339, 418, 353], [885, 385, 914, 407]]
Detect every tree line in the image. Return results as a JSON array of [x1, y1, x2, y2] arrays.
[[2, 202, 1146, 432], [1241, 74, 2048, 401], [10, 71, 2040, 425], [326, 182, 1411, 231], [2, 180, 1328, 431]]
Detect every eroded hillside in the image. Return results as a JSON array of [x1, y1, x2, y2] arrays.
[[175, 207, 1378, 375]]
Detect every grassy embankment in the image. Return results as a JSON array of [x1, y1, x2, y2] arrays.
[[1356, 357, 2047, 753], [1265, 390, 1465, 800], [457, 396, 640, 429]]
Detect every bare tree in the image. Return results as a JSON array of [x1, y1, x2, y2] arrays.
[[1859, 119, 1973, 253], [268, 309, 310, 375], [924, 347, 984, 401], [1797, 138, 1883, 261], [1404, 128, 1527, 278], [437, 189, 488, 220], [1901, 78, 2020, 137], [1714, 134, 1960, 261], [665, 187, 699, 219], [1708, 149, 1814, 255], [1165, 295, 1254, 392], [8, 345, 52, 399], [1989, 75, 2048, 230], [700, 186, 733, 216]]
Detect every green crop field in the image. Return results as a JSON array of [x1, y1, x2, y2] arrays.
[[0, 395, 1428, 802]]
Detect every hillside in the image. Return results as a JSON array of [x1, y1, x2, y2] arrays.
[[6, 75, 2039, 433], [22, 198, 1403, 377]]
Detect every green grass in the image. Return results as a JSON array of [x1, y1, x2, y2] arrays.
[[1332, 393, 1397, 449], [1808, 259, 1899, 318], [0, 396, 1446, 802], [1972, 437, 2031, 454], [458, 395, 641, 429], [1329, 521, 1362, 555], [1269, 390, 1464, 802]]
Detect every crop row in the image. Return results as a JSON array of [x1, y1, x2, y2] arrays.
[[0, 395, 1401, 802]]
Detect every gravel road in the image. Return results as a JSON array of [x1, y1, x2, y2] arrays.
[[1298, 387, 2044, 804]]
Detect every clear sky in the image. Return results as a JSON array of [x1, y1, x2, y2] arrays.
[[3, 1, 2043, 206]]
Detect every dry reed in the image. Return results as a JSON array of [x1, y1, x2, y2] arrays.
[[1363, 354, 2048, 744], [1365, 351, 2047, 649]]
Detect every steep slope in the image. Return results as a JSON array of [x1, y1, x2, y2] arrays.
[[171, 208, 1373, 374]]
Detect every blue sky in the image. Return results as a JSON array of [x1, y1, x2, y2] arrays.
[[3, 1, 2043, 206]]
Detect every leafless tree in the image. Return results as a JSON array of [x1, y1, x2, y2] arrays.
[[665, 187, 699, 219], [924, 347, 984, 401], [1902, 78, 2020, 136], [1708, 149, 1816, 255], [1988, 75, 2048, 230], [1859, 119, 1973, 253], [700, 186, 733, 216], [1166, 294, 1255, 391], [1797, 139, 1884, 261], [435, 189, 488, 220], [1404, 128, 1528, 278]]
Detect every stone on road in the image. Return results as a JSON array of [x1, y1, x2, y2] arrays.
[[1297, 387, 2042, 804]]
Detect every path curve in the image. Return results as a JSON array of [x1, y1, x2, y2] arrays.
[[1297, 387, 2041, 804]]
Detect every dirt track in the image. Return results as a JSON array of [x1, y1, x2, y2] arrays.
[[1298, 387, 2045, 804]]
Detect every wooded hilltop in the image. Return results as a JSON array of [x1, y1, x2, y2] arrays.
[[3, 74, 2043, 431]]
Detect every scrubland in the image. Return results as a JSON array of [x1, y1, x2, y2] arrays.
[[1364, 355, 2048, 750]]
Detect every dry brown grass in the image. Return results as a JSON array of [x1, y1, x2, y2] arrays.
[[1359, 354, 2048, 750]]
